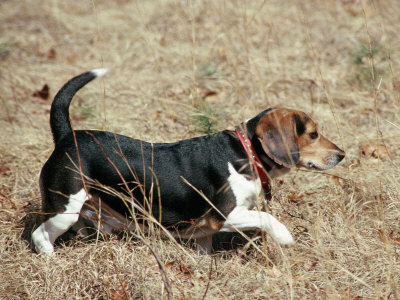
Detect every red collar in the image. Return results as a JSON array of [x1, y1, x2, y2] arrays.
[[235, 128, 271, 201]]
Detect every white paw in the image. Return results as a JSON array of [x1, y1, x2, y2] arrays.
[[33, 239, 55, 255], [32, 226, 55, 255], [269, 220, 295, 245], [37, 247, 55, 256]]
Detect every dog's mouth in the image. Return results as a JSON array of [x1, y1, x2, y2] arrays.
[[300, 160, 328, 171], [300, 152, 345, 171], [306, 161, 323, 170], [304, 158, 342, 171]]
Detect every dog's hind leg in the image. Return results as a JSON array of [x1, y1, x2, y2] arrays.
[[32, 189, 88, 255], [194, 235, 213, 254]]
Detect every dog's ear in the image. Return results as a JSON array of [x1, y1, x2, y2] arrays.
[[255, 109, 300, 168]]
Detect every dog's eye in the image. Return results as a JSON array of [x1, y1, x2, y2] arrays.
[[309, 132, 318, 139]]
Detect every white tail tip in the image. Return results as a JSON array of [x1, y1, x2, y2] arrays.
[[91, 68, 109, 78]]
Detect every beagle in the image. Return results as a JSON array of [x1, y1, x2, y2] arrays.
[[32, 69, 345, 254]]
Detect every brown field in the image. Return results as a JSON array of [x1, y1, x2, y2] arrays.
[[1, 0, 400, 299]]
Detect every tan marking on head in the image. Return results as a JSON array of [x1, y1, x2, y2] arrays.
[[256, 108, 300, 168], [256, 108, 345, 170]]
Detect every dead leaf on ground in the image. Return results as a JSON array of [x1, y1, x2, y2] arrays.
[[287, 192, 303, 203], [168, 115, 178, 122], [389, 230, 400, 244], [165, 261, 194, 284], [47, 48, 56, 59], [165, 261, 175, 270], [372, 145, 390, 160], [0, 164, 10, 174], [152, 110, 161, 120], [32, 84, 50, 100], [378, 229, 400, 245], [331, 175, 346, 186], [0, 187, 18, 210], [340, 287, 364, 299], [305, 261, 318, 272], [109, 280, 128, 300], [360, 141, 391, 160], [341, 287, 350, 297], [167, 115, 185, 126], [70, 114, 88, 121], [200, 90, 218, 99]]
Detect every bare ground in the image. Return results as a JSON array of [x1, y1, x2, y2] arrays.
[[0, 0, 399, 299]]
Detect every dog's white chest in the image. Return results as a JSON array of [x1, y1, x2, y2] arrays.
[[227, 162, 261, 209]]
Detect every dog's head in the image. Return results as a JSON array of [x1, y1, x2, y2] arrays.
[[255, 108, 345, 171]]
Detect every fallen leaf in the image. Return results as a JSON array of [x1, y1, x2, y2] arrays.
[[200, 90, 218, 99], [389, 230, 400, 244], [372, 145, 390, 160], [0, 165, 10, 174], [341, 287, 350, 297], [360, 141, 375, 157], [331, 175, 345, 186], [178, 263, 193, 280], [287, 192, 302, 203], [376, 229, 399, 245], [109, 280, 128, 300], [70, 114, 88, 121], [152, 110, 161, 120], [32, 84, 50, 100], [168, 115, 186, 126], [377, 229, 386, 243], [360, 141, 391, 160], [168, 115, 178, 122], [47, 48, 56, 59], [165, 261, 194, 283], [165, 261, 174, 270], [308, 261, 318, 271]]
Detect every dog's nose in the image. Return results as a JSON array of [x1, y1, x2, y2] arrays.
[[336, 147, 345, 162]]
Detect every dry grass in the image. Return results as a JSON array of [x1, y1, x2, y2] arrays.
[[1, 0, 400, 299]]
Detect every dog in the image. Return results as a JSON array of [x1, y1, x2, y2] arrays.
[[32, 69, 345, 254]]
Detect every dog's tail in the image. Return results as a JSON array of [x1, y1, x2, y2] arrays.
[[50, 68, 108, 145]]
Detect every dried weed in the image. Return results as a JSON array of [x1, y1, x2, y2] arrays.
[[0, 0, 399, 299]]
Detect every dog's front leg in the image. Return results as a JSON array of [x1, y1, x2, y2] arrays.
[[219, 207, 294, 245]]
